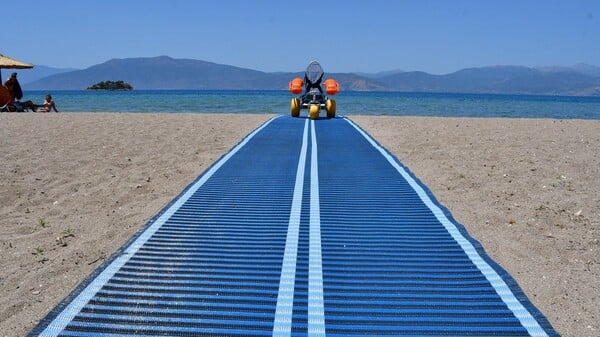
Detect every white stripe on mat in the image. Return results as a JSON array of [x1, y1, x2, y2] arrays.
[[273, 119, 309, 336], [308, 120, 326, 337], [345, 117, 549, 337]]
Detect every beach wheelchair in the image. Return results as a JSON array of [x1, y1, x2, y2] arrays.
[[288, 61, 340, 119]]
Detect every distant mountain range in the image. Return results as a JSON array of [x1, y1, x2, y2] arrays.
[[16, 65, 78, 85], [23, 56, 600, 96]]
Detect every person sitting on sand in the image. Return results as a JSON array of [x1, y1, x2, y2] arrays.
[[38, 94, 59, 112], [3, 72, 23, 101], [2, 72, 37, 111], [0, 85, 37, 112], [13, 100, 38, 112]]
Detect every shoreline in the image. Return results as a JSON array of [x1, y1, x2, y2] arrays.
[[1, 113, 598, 336], [18, 90, 600, 119]]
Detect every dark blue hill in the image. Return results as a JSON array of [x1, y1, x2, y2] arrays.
[[377, 66, 600, 95], [26, 56, 600, 95]]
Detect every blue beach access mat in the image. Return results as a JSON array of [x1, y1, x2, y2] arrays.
[[29, 116, 559, 337]]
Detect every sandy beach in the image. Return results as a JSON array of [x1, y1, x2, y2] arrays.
[[1, 113, 598, 337]]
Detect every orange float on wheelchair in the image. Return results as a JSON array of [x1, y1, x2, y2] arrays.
[[324, 79, 340, 95], [288, 78, 304, 94]]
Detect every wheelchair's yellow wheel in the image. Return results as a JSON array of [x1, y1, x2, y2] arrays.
[[309, 104, 320, 120], [326, 99, 336, 118], [290, 98, 300, 117]]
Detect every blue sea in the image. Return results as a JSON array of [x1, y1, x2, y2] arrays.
[[23, 90, 600, 119]]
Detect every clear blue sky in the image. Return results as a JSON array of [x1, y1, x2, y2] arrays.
[[5, 0, 599, 74]]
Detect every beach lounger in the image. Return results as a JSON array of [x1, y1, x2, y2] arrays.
[[1, 103, 17, 112]]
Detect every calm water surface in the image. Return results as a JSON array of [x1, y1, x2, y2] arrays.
[[23, 90, 600, 119]]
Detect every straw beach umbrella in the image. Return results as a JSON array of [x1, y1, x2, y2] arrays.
[[0, 53, 34, 84]]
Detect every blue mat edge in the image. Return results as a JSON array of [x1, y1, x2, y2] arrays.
[[345, 116, 560, 337], [27, 116, 281, 336]]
